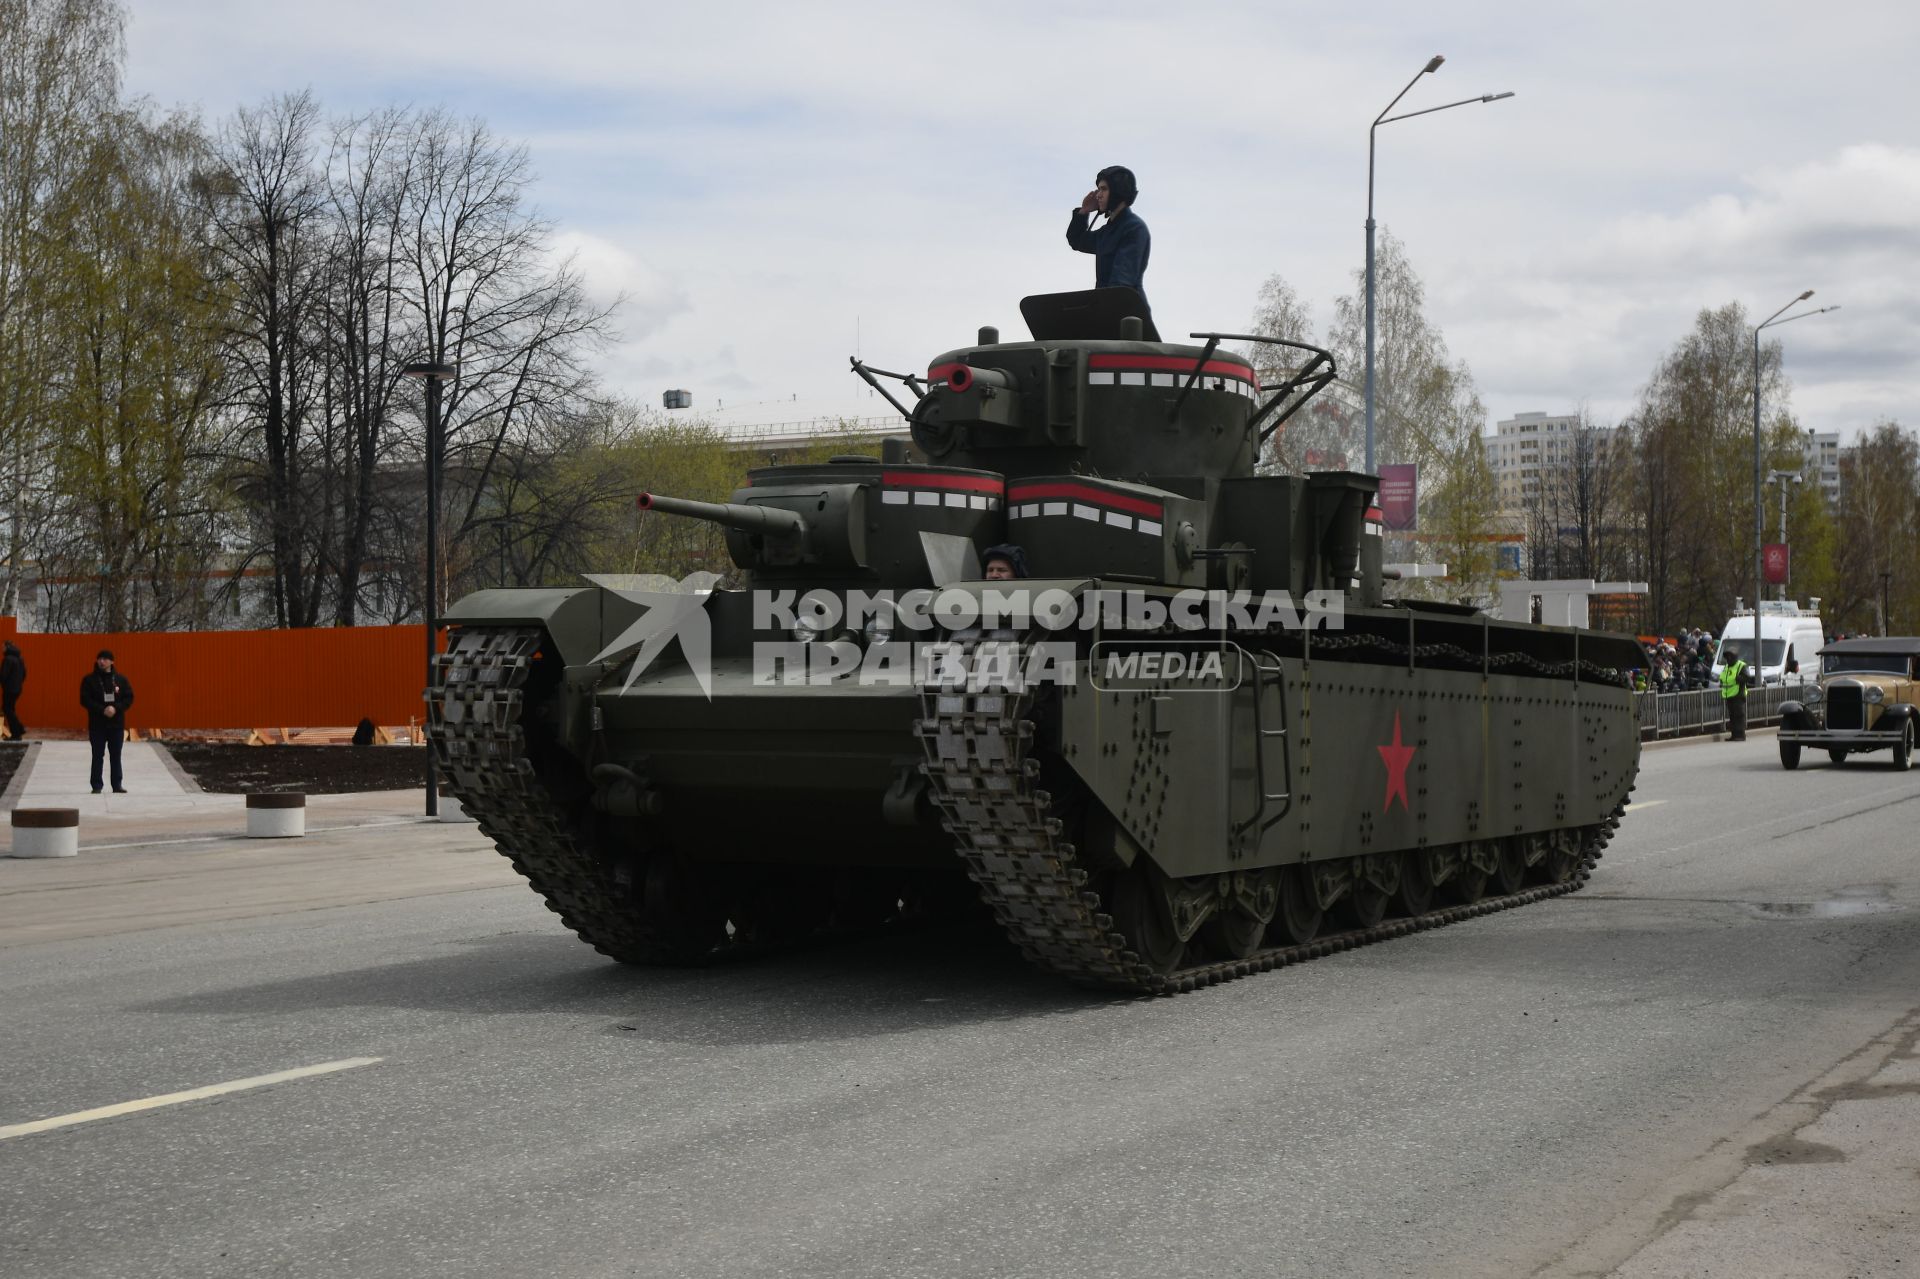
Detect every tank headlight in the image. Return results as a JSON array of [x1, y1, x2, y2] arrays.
[[1865, 686, 1886, 705], [792, 619, 822, 644], [1805, 684, 1822, 705]]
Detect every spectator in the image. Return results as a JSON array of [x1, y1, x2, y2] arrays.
[[0, 640, 24, 740], [79, 649, 135, 794]]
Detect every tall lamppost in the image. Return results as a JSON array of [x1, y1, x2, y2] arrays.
[[1751, 295, 1836, 658], [1365, 56, 1513, 474], [404, 359, 457, 818]]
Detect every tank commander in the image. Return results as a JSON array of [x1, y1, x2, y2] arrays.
[[982, 544, 1029, 580], [1066, 165, 1150, 302]]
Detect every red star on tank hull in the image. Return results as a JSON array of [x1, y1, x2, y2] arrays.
[[1376, 710, 1416, 812]]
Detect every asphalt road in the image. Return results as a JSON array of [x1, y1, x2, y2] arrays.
[[3, 735, 1918, 1278]]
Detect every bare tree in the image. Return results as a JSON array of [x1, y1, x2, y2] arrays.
[[386, 109, 617, 619], [1526, 409, 1631, 581], [205, 90, 330, 626]]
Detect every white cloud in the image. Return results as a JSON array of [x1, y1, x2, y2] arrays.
[[121, 1, 1920, 440], [546, 228, 689, 341]]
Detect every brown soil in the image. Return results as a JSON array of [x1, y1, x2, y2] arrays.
[[0, 742, 25, 795], [162, 743, 428, 795]]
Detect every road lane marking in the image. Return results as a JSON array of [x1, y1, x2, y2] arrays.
[[1625, 800, 1668, 812], [0, 1057, 382, 1141]]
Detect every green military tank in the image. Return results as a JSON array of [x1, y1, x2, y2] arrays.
[[428, 288, 1641, 993]]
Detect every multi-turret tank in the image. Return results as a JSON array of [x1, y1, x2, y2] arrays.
[[429, 287, 1641, 992]]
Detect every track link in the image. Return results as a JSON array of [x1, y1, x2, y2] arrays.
[[428, 625, 677, 963], [917, 634, 1633, 994]]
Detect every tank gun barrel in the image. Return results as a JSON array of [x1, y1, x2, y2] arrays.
[[637, 491, 807, 536]]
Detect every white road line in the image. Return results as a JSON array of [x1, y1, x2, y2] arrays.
[[0, 1057, 382, 1141], [1625, 800, 1669, 812]]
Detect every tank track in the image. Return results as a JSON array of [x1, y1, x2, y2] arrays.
[[916, 633, 1634, 995], [428, 625, 674, 963]]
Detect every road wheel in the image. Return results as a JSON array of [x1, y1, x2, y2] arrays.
[[1445, 844, 1490, 905], [1111, 865, 1185, 974], [1268, 864, 1323, 946], [1533, 831, 1583, 885], [1830, 748, 1849, 766], [1394, 848, 1437, 917], [1895, 721, 1914, 771], [1342, 865, 1391, 930], [1780, 741, 1802, 770], [1493, 838, 1527, 896], [1198, 868, 1278, 960]]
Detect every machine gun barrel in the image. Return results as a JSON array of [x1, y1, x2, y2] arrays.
[[637, 491, 807, 536]]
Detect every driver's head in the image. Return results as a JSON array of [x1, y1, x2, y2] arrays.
[[981, 544, 1028, 580]]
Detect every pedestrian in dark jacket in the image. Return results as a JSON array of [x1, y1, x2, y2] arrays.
[[79, 649, 134, 794], [1066, 165, 1150, 302], [0, 640, 24, 740]]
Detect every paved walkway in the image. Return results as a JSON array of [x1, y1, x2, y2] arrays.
[[2, 741, 452, 851], [12, 739, 200, 814]]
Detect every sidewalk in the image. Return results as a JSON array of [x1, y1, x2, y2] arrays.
[[1, 740, 451, 851]]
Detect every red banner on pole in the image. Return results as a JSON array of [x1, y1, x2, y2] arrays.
[[1763, 543, 1790, 584], [1378, 464, 1418, 532]]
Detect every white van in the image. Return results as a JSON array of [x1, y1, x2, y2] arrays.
[[1712, 601, 1825, 687]]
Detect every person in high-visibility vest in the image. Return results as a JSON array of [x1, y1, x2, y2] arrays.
[[1720, 652, 1753, 741]]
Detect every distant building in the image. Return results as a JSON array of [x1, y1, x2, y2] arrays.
[[1803, 430, 1842, 505], [1485, 411, 1619, 511]]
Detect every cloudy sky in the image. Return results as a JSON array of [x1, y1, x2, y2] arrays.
[[123, 1, 1918, 440]]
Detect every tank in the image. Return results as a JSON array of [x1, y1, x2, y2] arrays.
[[428, 288, 1642, 993]]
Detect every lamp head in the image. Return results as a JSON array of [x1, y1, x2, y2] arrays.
[[1424, 55, 1445, 73], [1798, 290, 1814, 301]]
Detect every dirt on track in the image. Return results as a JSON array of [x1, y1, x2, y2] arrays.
[[161, 743, 427, 794]]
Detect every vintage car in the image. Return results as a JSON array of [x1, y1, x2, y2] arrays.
[[1777, 637, 1920, 770]]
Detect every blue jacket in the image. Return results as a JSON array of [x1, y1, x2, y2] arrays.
[[1066, 207, 1150, 298]]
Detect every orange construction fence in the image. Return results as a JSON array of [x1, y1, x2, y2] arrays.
[[0, 617, 433, 733]]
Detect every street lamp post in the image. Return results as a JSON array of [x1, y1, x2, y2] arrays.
[[404, 360, 457, 818], [1365, 56, 1513, 475], [1751, 295, 1837, 658]]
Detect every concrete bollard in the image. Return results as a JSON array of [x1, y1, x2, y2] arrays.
[[245, 792, 306, 838], [10, 808, 80, 858]]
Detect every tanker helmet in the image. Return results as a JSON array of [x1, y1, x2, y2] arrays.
[[1097, 165, 1138, 211]]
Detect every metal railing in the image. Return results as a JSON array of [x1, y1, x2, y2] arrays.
[[1633, 678, 1813, 741]]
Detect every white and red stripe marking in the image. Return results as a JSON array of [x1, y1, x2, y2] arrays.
[[1365, 505, 1384, 537], [878, 469, 1002, 510], [1085, 354, 1261, 402], [1008, 481, 1164, 537], [928, 356, 1262, 402]]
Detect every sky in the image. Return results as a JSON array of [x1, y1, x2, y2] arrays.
[[121, 1, 1920, 441]]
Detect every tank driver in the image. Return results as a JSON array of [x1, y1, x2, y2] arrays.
[[982, 544, 1030, 581], [1066, 166, 1150, 304]]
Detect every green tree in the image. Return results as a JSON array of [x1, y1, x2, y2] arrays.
[[1625, 303, 1798, 630], [1832, 422, 1919, 636], [0, 0, 126, 616], [1324, 232, 1496, 600], [36, 109, 230, 630]]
